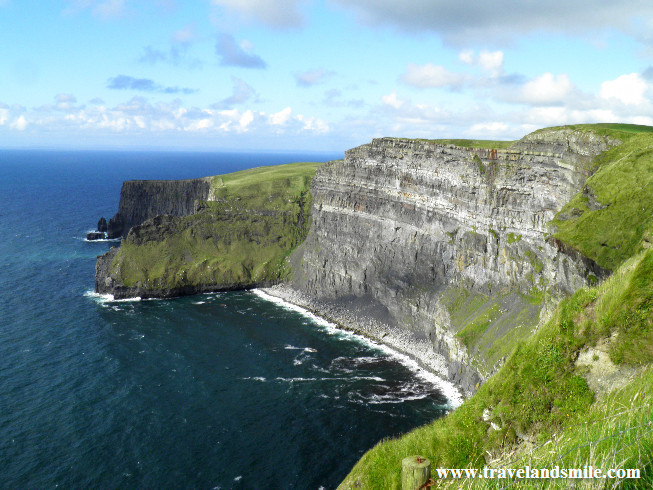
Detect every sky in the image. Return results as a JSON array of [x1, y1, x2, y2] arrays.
[[2, 0, 653, 152]]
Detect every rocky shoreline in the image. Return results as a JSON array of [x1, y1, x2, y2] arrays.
[[258, 283, 464, 404]]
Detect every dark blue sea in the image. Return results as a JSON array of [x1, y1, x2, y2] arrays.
[[0, 150, 451, 489]]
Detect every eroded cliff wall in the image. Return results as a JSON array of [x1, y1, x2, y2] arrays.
[[288, 129, 617, 394], [107, 178, 212, 238]]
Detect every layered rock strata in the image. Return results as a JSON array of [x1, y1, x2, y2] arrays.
[[284, 129, 616, 395]]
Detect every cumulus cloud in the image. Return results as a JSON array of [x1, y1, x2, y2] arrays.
[[294, 68, 332, 87], [600, 73, 648, 106], [502, 73, 575, 106], [215, 33, 267, 69], [0, 95, 329, 142], [107, 75, 197, 94], [211, 0, 304, 28], [400, 63, 465, 89], [11, 115, 28, 131], [330, 0, 653, 46]]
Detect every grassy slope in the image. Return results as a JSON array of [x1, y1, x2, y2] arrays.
[[340, 124, 653, 488], [550, 128, 653, 271], [341, 249, 653, 489], [112, 161, 323, 290]]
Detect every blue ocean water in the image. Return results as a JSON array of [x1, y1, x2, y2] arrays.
[[0, 150, 450, 489]]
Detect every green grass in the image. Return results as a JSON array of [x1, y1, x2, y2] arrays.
[[424, 138, 514, 149], [439, 285, 542, 377], [549, 132, 653, 270], [110, 161, 323, 291], [475, 368, 653, 489], [339, 249, 653, 489], [532, 123, 653, 139]]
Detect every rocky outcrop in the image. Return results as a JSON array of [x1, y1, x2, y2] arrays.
[[97, 217, 107, 233], [286, 129, 618, 395], [86, 232, 106, 241], [106, 177, 212, 238]]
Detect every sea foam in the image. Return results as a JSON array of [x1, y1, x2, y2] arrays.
[[252, 288, 462, 408]]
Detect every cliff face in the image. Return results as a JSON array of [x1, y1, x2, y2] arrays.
[[95, 162, 321, 299], [106, 178, 212, 238], [288, 129, 616, 394]]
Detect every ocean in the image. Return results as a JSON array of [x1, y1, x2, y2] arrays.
[[0, 150, 451, 489]]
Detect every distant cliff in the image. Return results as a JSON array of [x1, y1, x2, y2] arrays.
[[95, 162, 321, 298], [106, 178, 212, 238]]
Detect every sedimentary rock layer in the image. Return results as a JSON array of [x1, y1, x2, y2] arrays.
[[287, 129, 616, 394]]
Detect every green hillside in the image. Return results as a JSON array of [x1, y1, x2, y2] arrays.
[[110, 161, 323, 292]]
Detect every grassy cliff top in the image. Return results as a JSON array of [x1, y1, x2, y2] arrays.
[[532, 122, 653, 139], [110, 160, 324, 293], [549, 131, 653, 270]]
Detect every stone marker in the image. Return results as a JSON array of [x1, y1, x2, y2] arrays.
[[401, 455, 431, 489]]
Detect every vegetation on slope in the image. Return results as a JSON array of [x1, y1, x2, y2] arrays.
[[340, 249, 653, 489], [340, 125, 653, 489], [550, 127, 653, 271], [110, 161, 323, 291]]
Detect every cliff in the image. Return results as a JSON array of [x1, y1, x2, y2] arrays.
[[95, 162, 321, 298], [106, 178, 212, 238], [93, 123, 653, 487], [284, 128, 615, 394]]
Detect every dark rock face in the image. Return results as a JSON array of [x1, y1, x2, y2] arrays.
[[97, 217, 107, 233], [86, 232, 106, 240], [106, 178, 212, 238]]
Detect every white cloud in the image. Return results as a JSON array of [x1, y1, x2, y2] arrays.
[[600, 73, 648, 106], [459, 50, 474, 65], [0, 107, 9, 125], [478, 51, 504, 75], [212, 0, 304, 28], [269, 107, 292, 125], [400, 63, 465, 89], [519, 73, 574, 105], [11, 115, 28, 131], [239, 110, 254, 129], [459, 50, 503, 76], [382, 91, 404, 109]]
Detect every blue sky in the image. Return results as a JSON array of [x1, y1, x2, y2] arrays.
[[2, 0, 653, 152]]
